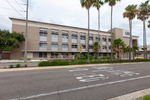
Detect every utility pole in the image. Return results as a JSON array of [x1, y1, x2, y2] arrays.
[[24, 0, 28, 62]]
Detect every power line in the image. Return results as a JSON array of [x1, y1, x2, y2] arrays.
[[15, 0, 25, 11], [1, 0, 26, 5], [0, 7, 25, 12], [5, 0, 25, 18]]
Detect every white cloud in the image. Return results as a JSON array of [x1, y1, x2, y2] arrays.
[[0, 0, 150, 45]]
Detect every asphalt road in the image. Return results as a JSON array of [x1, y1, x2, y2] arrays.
[[0, 62, 39, 69], [0, 63, 150, 100]]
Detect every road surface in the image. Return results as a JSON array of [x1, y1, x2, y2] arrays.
[[0, 63, 150, 100]]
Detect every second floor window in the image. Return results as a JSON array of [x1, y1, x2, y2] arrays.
[[51, 34, 58, 38], [40, 33, 47, 37], [72, 36, 77, 39], [103, 46, 107, 50], [39, 43, 47, 48], [72, 45, 77, 49], [62, 44, 68, 48], [89, 37, 93, 41], [82, 45, 86, 49], [102, 38, 106, 42], [62, 35, 68, 39], [51, 44, 58, 48], [80, 36, 85, 40], [89, 46, 93, 49]]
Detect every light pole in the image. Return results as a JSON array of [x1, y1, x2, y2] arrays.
[[24, 0, 28, 62]]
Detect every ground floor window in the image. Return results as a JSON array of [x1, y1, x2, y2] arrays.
[[103, 53, 107, 57], [39, 52, 47, 58], [51, 53, 58, 58], [62, 53, 69, 58]]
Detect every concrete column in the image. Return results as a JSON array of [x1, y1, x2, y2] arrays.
[[77, 32, 80, 51], [58, 30, 62, 51], [47, 29, 51, 50], [47, 53, 51, 60], [86, 33, 88, 51], [93, 34, 96, 43], [100, 35, 103, 52], [68, 31, 72, 51], [106, 36, 109, 52]]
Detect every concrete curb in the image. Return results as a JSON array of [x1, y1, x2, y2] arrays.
[[0, 62, 149, 72], [108, 88, 150, 100]]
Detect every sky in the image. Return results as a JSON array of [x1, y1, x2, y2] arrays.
[[0, 0, 150, 46]]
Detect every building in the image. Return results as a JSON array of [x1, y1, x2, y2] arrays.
[[10, 18, 139, 60]]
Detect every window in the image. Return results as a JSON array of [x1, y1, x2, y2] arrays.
[[80, 36, 85, 40], [40, 33, 47, 37], [51, 34, 58, 38], [62, 35, 68, 39], [39, 43, 47, 48], [51, 53, 58, 58], [103, 53, 107, 57], [89, 37, 93, 41], [39, 52, 47, 58], [51, 44, 58, 48], [96, 38, 98, 41], [72, 45, 77, 49], [108, 38, 111, 42], [82, 45, 86, 49], [62, 44, 68, 48], [103, 46, 107, 50], [89, 46, 93, 49], [72, 36, 77, 39], [102, 38, 106, 42]]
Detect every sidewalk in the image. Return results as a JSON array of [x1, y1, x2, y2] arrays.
[[108, 88, 150, 100]]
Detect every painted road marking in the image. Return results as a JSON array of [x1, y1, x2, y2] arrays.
[[93, 66, 140, 77], [76, 74, 109, 82], [69, 68, 89, 72], [11, 75, 150, 100]]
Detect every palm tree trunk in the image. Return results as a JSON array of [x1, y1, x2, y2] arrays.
[[98, 9, 100, 60], [117, 52, 119, 60], [129, 19, 131, 60], [111, 6, 113, 61], [143, 20, 146, 59], [130, 20, 134, 60], [87, 0, 90, 62], [143, 20, 147, 59]]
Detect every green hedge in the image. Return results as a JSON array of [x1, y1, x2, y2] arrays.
[[38, 59, 150, 67]]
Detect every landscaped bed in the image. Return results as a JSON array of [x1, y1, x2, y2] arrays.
[[38, 59, 150, 67]]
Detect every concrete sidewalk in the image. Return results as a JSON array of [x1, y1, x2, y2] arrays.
[[108, 88, 150, 100]]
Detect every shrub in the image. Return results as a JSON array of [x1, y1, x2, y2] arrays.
[[25, 64, 28, 67], [38, 61, 51, 66], [4, 67, 7, 69], [85, 53, 88, 59], [16, 64, 21, 68], [75, 54, 78, 60], [90, 56, 93, 61], [94, 54, 98, 59], [49, 60, 70, 66], [9, 65, 14, 68], [27, 59, 31, 60]]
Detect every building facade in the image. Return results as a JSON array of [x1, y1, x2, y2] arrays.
[[10, 18, 139, 60]]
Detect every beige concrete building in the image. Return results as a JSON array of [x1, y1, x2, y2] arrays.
[[10, 18, 139, 60]]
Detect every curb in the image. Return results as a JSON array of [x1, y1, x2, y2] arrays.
[[0, 62, 149, 72], [108, 88, 150, 100]]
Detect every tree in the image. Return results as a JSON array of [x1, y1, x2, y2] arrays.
[[0, 29, 25, 59], [92, 41, 100, 53], [112, 38, 126, 59], [137, 0, 150, 59], [80, 0, 93, 62], [133, 45, 139, 57], [123, 4, 138, 60], [93, 0, 104, 60], [104, 0, 121, 61]]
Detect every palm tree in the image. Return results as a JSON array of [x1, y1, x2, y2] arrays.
[[80, 0, 93, 62], [93, 0, 104, 60], [133, 45, 139, 57], [137, 0, 150, 59], [92, 41, 100, 53], [104, 0, 121, 61], [112, 38, 126, 60], [123, 5, 138, 60]]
